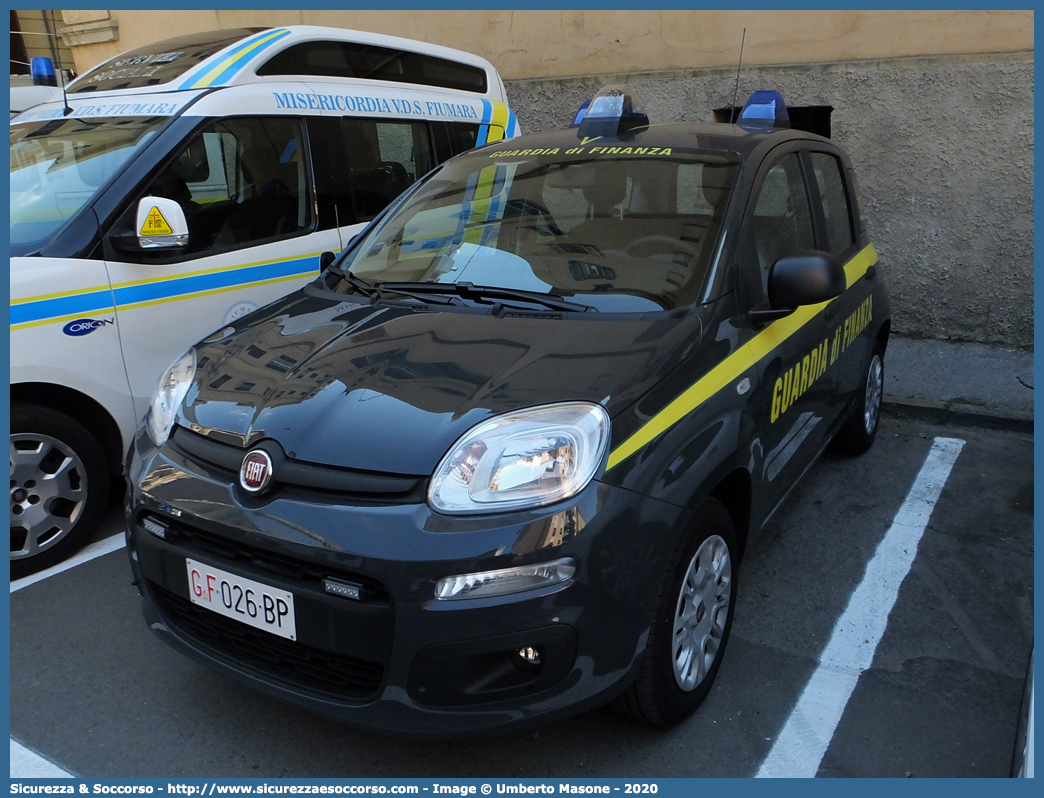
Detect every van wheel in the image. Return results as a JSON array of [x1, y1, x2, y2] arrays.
[[832, 341, 885, 455], [10, 404, 110, 578], [615, 498, 737, 725]]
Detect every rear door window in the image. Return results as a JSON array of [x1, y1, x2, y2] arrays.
[[810, 152, 856, 256]]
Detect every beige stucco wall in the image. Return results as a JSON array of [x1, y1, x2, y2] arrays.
[[63, 9, 1033, 78]]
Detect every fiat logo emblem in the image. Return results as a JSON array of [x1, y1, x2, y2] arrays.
[[240, 450, 274, 493]]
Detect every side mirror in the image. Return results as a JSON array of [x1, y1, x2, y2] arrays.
[[768, 251, 846, 308], [135, 196, 189, 251], [319, 250, 337, 270], [750, 251, 845, 326]]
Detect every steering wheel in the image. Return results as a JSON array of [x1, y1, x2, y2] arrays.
[[624, 235, 697, 258]]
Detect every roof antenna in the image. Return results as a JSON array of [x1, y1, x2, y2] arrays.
[[730, 28, 746, 123], [60, 70, 73, 117], [42, 10, 74, 116]]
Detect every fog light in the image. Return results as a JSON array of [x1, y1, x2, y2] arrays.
[[435, 558, 576, 600], [515, 646, 542, 673]]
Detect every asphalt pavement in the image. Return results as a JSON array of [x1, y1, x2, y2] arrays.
[[10, 417, 1034, 777], [10, 334, 1036, 778]]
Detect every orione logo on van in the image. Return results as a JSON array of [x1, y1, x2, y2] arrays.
[[62, 318, 114, 337], [240, 450, 274, 493]]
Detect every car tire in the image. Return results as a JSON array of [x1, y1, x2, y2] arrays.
[[832, 341, 885, 455], [10, 404, 111, 579], [615, 498, 738, 726]]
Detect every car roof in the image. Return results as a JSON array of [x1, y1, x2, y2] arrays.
[[476, 121, 833, 160]]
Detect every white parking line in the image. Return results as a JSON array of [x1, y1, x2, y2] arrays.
[[10, 533, 126, 594], [756, 436, 965, 778], [11, 534, 127, 779], [10, 738, 75, 778]]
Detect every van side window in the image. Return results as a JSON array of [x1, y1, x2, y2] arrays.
[[340, 119, 433, 222], [148, 116, 313, 255], [257, 41, 488, 94], [810, 152, 856, 256], [748, 153, 815, 292], [431, 122, 481, 162]]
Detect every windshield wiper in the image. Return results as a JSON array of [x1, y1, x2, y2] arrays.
[[331, 268, 464, 306], [375, 281, 597, 313], [334, 268, 379, 298]]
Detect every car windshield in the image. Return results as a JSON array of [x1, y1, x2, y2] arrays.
[[336, 145, 740, 312], [10, 115, 167, 253]]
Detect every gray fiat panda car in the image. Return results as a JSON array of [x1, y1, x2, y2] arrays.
[[125, 87, 890, 737]]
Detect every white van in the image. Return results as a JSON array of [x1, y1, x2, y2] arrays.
[[10, 25, 520, 573]]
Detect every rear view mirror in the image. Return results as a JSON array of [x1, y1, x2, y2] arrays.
[[135, 196, 189, 250]]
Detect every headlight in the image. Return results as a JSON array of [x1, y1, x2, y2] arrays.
[[428, 402, 610, 514], [146, 349, 196, 445], [435, 558, 577, 600]]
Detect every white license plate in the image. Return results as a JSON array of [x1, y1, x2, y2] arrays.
[[186, 558, 297, 641]]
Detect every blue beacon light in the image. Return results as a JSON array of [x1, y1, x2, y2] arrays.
[[576, 84, 648, 139], [738, 90, 791, 129], [570, 98, 591, 128], [31, 56, 58, 87]]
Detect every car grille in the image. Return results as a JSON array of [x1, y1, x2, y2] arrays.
[[168, 426, 427, 504], [151, 584, 385, 702]]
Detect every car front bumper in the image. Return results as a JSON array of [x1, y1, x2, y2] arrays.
[[125, 428, 685, 738]]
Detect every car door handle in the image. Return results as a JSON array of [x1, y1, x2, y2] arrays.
[[825, 299, 841, 322]]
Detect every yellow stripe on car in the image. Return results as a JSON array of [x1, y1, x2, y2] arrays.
[[605, 245, 878, 471]]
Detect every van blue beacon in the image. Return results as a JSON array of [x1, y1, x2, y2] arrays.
[[125, 86, 891, 736], [10, 26, 519, 576]]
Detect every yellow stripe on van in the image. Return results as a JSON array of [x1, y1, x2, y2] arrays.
[[191, 29, 289, 89], [486, 101, 512, 143], [11, 284, 111, 306], [604, 244, 879, 471]]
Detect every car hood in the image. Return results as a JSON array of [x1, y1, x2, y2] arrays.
[[178, 291, 702, 475]]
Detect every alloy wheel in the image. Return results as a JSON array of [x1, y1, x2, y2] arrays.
[[671, 534, 732, 691]]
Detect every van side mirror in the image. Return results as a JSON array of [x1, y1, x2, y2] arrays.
[[750, 251, 846, 325], [135, 196, 189, 250], [320, 251, 337, 270]]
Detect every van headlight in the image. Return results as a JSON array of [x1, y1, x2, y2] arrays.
[[147, 349, 196, 445], [428, 402, 610, 514]]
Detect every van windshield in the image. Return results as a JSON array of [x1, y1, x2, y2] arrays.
[[10, 116, 167, 254], [340, 148, 739, 313]]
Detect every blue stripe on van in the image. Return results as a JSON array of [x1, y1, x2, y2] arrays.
[[476, 124, 489, 146], [111, 255, 315, 306], [479, 100, 492, 125], [12, 254, 316, 327], [10, 289, 115, 326]]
